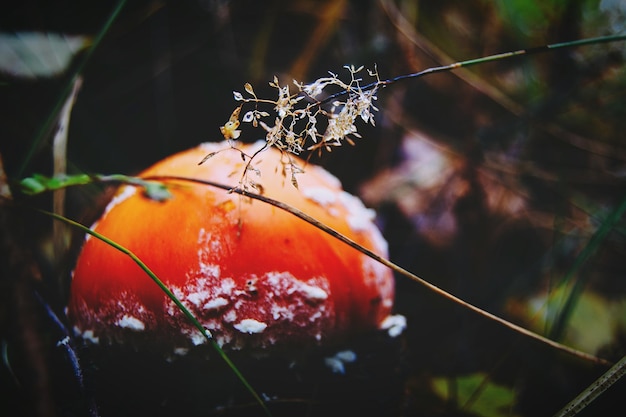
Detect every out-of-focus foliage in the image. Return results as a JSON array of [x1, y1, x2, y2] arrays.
[[0, 32, 89, 79], [431, 373, 520, 417], [522, 285, 626, 354]]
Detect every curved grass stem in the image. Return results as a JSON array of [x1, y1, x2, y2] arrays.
[[36, 208, 273, 417]]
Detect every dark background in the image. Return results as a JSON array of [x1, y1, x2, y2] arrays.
[[1, 1, 625, 416]]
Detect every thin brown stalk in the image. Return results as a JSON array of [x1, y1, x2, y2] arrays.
[[147, 175, 612, 367]]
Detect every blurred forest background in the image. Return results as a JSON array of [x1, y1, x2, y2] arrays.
[[1, 0, 625, 416]]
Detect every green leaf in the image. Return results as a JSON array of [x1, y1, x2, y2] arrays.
[[19, 173, 91, 194], [431, 373, 520, 417], [19, 176, 47, 195], [19, 173, 172, 202]]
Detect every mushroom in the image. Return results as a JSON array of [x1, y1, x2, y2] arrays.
[[67, 140, 395, 355]]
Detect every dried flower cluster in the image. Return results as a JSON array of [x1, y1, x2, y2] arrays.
[[202, 65, 381, 189]]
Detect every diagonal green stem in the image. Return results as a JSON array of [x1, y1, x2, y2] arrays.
[[38, 208, 273, 417]]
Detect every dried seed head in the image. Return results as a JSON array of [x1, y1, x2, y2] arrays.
[[211, 65, 380, 189]]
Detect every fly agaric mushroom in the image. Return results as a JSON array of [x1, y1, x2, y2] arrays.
[[67, 140, 395, 354]]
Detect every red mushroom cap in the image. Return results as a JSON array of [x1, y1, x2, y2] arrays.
[[67, 141, 394, 353]]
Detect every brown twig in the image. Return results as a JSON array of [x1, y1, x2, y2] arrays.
[[145, 175, 613, 367]]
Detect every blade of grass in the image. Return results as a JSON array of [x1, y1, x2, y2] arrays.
[[549, 193, 626, 341], [16, 0, 127, 178], [36, 207, 273, 417]]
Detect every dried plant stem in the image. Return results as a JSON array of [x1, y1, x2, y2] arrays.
[[322, 34, 626, 106], [553, 355, 626, 417], [217, 34, 626, 192], [52, 77, 82, 260], [149, 175, 613, 368]]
